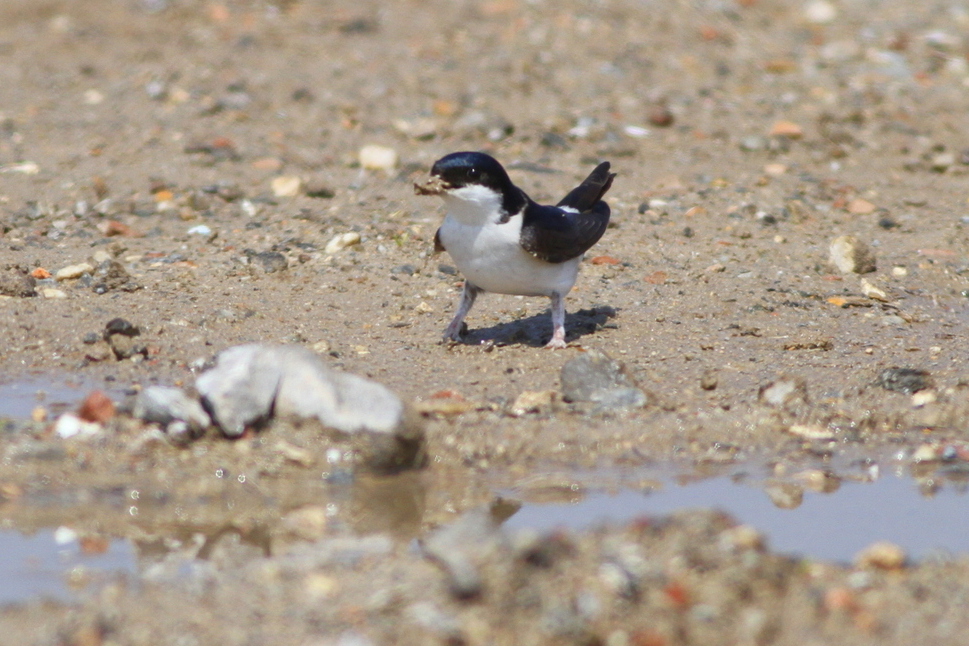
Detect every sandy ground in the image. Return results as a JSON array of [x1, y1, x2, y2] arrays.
[[3, 0, 969, 643]]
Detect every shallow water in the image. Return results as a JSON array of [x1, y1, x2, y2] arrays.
[[505, 472, 969, 563], [0, 378, 107, 420], [0, 529, 135, 605]]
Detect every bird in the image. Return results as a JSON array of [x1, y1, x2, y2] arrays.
[[415, 151, 615, 349]]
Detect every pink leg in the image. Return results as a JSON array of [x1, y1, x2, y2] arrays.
[[443, 282, 482, 342], [545, 292, 567, 349]]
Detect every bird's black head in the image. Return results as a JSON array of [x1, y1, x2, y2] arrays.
[[430, 151, 513, 193]]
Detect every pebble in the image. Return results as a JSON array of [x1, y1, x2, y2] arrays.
[[874, 367, 933, 394], [763, 481, 803, 509], [196, 344, 424, 471], [560, 349, 650, 409], [829, 235, 877, 274], [245, 250, 288, 273], [739, 136, 766, 152], [325, 232, 361, 254], [77, 390, 115, 423], [271, 175, 303, 198], [509, 390, 557, 417], [422, 509, 504, 600], [758, 377, 807, 408], [187, 224, 212, 236], [132, 386, 211, 436], [699, 370, 718, 391], [846, 198, 877, 215], [855, 541, 906, 570], [359, 145, 398, 171], [786, 424, 835, 441], [55, 413, 102, 439], [931, 152, 955, 173], [40, 288, 67, 299], [0, 268, 37, 297], [92, 260, 140, 294], [804, 0, 837, 24], [860, 278, 888, 302], [769, 120, 803, 138], [55, 262, 94, 281]]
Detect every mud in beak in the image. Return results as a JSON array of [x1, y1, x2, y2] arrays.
[[414, 175, 449, 196]]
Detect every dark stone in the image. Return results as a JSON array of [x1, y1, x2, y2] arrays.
[[874, 367, 933, 394], [0, 266, 36, 297], [104, 318, 140, 338]]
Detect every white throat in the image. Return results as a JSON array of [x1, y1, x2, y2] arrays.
[[441, 184, 505, 226]]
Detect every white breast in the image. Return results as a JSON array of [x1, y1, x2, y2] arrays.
[[438, 210, 581, 297]]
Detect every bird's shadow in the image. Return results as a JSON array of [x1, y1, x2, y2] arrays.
[[456, 305, 618, 348]]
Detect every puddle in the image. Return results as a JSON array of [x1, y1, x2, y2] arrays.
[[0, 528, 135, 605], [0, 378, 117, 420], [505, 474, 969, 563]]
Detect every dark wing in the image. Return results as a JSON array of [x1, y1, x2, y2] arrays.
[[556, 162, 615, 212], [519, 162, 615, 264], [519, 200, 611, 263]]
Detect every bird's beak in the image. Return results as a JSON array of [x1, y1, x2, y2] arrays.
[[414, 175, 449, 196]]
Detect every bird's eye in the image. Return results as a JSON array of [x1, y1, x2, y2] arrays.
[[467, 167, 480, 179]]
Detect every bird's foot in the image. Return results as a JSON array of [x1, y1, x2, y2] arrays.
[[442, 321, 468, 344], [544, 330, 568, 349]]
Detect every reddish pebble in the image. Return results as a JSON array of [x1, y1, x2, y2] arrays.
[[31, 268, 51, 279], [663, 581, 690, 608], [77, 390, 115, 424], [97, 220, 138, 237], [645, 270, 668, 285], [590, 255, 621, 265]]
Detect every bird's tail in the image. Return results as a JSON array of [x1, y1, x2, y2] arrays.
[[556, 162, 615, 212]]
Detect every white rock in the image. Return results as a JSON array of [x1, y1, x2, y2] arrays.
[[829, 235, 876, 274], [55, 262, 94, 281], [860, 278, 888, 302], [196, 344, 424, 471], [804, 0, 837, 24], [325, 232, 361, 254], [187, 224, 212, 236], [359, 145, 398, 171], [271, 175, 303, 198], [40, 288, 67, 299], [55, 413, 101, 439]]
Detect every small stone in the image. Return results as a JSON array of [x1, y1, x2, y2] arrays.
[[759, 377, 808, 408], [104, 317, 140, 338], [700, 370, 718, 391], [413, 391, 475, 418], [647, 104, 674, 127], [860, 278, 888, 302], [911, 390, 937, 408], [560, 349, 650, 409], [874, 367, 933, 394], [77, 391, 115, 423], [325, 232, 361, 254], [763, 163, 787, 176], [829, 235, 877, 274], [911, 443, 941, 463], [892, 266, 908, 277], [245, 250, 288, 273], [930, 152, 955, 173], [786, 424, 835, 441], [92, 260, 139, 294], [855, 541, 906, 570], [0, 268, 37, 297], [764, 481, 803, 509], [55, 262, 94, 281], [271, 175, 303, 198], [187, 224, 212, 236], [40, 288, 67, 299], [414, 301, 433, 314], [720, 525, 765, 552], [359, 145, 398, 171], [281, 506, 329, 541], [509, 390, 557, 417], [55, 413, 102, 439], [846, 198, 877, 215], [740, 136, 766, 152], [769, 120, 803, 138], [804, 0, 837, 24]]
